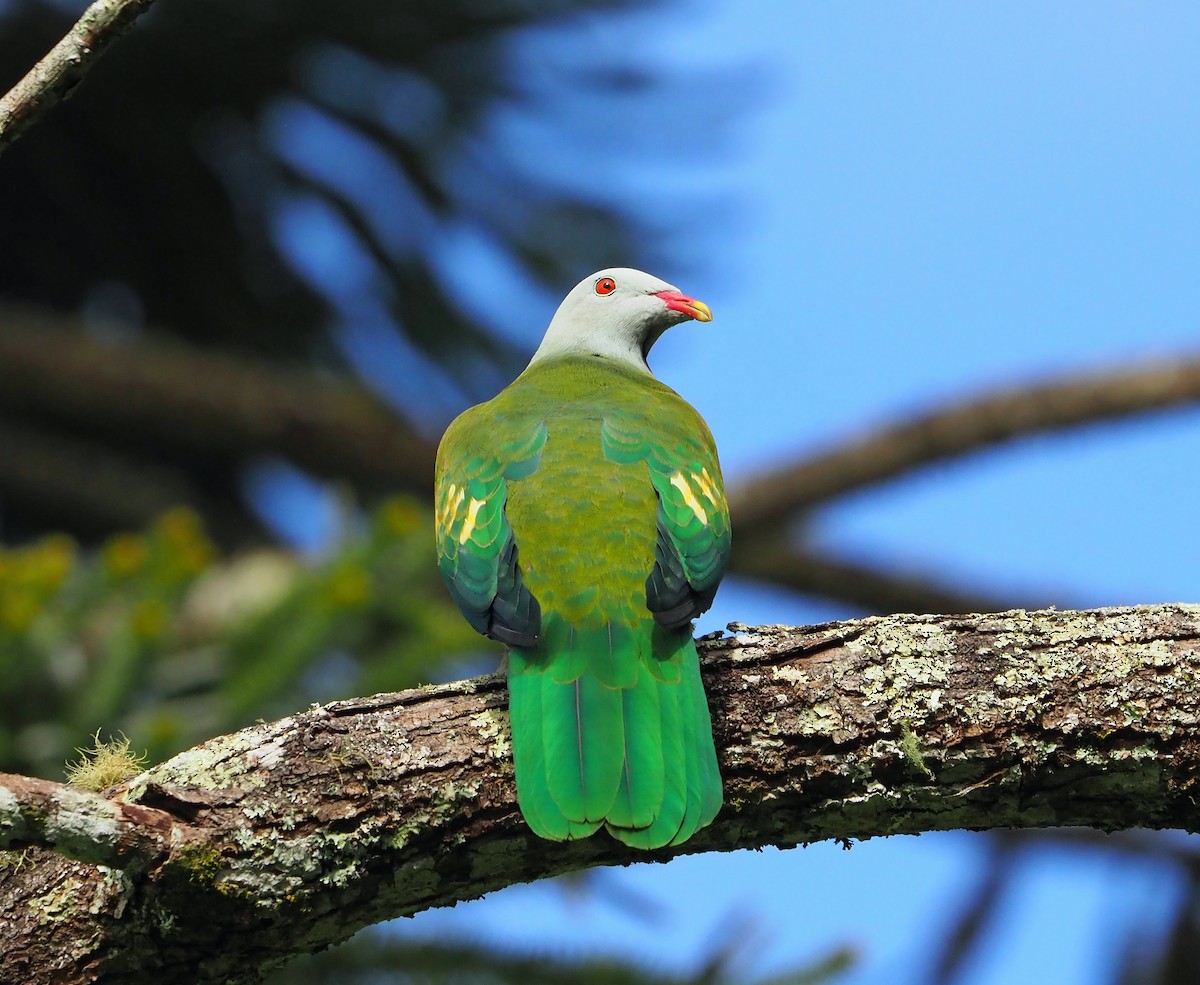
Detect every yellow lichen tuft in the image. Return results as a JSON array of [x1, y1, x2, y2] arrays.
[[65, 731, 149, 791], [899, 723, 934, 780]]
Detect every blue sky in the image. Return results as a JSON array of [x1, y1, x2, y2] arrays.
[[377, 5, 1200, 984], [683, 3, 1200, 623]]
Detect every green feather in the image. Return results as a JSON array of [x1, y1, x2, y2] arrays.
[[608, 663, 687, 848], [606, 663, 664, 830], [646, 623, 685, 683], [509, 658, 600, 840], [542, 668, 625, 822], [671, 639, 715, 845], [689, 642, 724, 830]]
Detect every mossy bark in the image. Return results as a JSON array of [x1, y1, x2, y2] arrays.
[[3, 604, 1200, 983]]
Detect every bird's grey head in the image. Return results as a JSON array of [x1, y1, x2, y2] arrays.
[[529, 267, 713, 373]]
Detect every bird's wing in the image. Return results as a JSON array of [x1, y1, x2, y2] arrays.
[[600, 409, 731, 629], [435, 412, 546, 646]]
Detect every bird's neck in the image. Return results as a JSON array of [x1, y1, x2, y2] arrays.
[[528, 311, 658, 374]]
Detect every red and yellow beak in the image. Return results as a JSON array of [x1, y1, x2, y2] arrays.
[[654, 290, 713, 323]]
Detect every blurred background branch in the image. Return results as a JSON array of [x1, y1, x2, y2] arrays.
[[729, 356, 1200, 537], [728, 538, 1050, 615], [0, 307, 435, 540]]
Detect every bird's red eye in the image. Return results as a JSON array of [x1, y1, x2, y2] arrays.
[[594, 277, 617, 296]]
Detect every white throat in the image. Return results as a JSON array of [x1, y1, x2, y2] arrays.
[[528, 306, 659, 373]]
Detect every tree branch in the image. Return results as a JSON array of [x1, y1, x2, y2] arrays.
[[0, 773, 195, 870], [730, 356, 1200, 537], [3, 604, 1199, 983], [0, 0, 157, 156]]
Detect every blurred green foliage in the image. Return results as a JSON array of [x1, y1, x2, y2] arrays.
[[0, 499, 489, 780]]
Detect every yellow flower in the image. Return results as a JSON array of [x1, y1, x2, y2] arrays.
[[35, 535, 76, 586], [104, 533, 148, 578], [153, 508, 215, 578]]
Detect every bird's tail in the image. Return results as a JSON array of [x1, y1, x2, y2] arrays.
[[507, 619, 722, 849]]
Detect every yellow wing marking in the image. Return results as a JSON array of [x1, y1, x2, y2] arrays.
[[670, 472, 709, 526], [457, 497, 487, 545], [694, 466, 724, 513], [435, 481, 491, 546], [436, 483, 465, 543]]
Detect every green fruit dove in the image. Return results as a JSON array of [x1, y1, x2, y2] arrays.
[[435, 268, 729, 849]]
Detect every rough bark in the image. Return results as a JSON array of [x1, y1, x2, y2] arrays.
[[3, 603, 1200, 983]]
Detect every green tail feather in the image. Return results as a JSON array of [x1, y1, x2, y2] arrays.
[[508, 663, 601, 840], [509, 619, 722, 849], [688, 640, 724, 830], [609, 636, 720, 849], [542, 671, 624, 821], [608, 654, 688, 849], [606, 665, 665, 830]]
